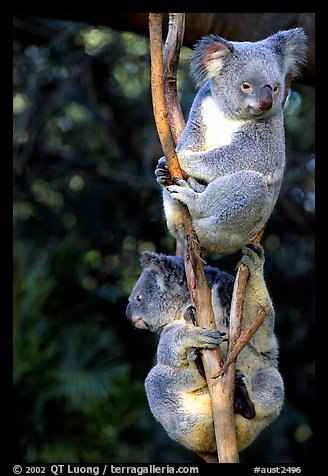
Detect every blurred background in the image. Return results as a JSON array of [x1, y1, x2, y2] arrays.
[[13, 14, 314, 464]]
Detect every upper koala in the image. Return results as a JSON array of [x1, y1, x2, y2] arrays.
[[126, 246, 284, 457], [156, 28, 307, 254]]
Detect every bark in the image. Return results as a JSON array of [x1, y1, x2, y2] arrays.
[[163, 13, 186, 146]]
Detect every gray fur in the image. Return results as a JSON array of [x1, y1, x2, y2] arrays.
[[156, 29, 307, 254], [126, 246, 284, 453]]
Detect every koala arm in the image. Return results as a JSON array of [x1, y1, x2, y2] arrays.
[[176, 85, 285, 184], [156, 321, 225, 368], [177, 127, 284, 185]]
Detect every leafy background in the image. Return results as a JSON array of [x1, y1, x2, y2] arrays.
[[13, 17, 314, 463]]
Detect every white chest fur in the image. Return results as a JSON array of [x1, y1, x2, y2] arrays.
[[201, 96, 246, 150]]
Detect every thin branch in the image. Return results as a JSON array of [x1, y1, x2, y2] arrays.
[[149, 13, 183, 178], [213, 305, 271, 379], [162, 13, 187, 258], [163, 13, 186, 146]]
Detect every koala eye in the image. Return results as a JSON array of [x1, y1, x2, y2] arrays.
[[241, 82, 252, 92], [136, 294, 143, 303], [273, 85, 279, 94]]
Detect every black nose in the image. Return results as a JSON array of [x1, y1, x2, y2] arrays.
[[258, 86, 273, 112], [126, 302, 132, 320]]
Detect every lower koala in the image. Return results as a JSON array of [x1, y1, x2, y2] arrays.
[[126, 245, 284, 455]]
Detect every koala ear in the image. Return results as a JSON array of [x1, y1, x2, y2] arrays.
[[140, 252, 186, 291], [267, 28, 308, 78], [140, 252, 169, 273], [140, 252, 168, 291], [190, 35, 233, 87]]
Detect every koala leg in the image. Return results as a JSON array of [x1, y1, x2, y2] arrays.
[[145, 322, 221, 454], [145, 362, 217, 454], [168, 170, 270, 254], [162, 188, 186, 243], [241, 244, 278, 355], [250, 367, 284, 419], [241, 244, 269, 312]]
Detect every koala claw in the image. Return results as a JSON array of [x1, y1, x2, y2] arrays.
[[247, 243, 265, 260], [156, 175, 176, 187], [183, 306, 197, 326], [167, 180, 197, 203], [241, 244, 265, 274], [168, 178, 189, 190], [190, 327, 227, 350], [157, 156, 167, 167], [155, 164, 168, 176], [155, 167, 172, 185], [187, 347, 199, 361], [155, 157, 178, 187]]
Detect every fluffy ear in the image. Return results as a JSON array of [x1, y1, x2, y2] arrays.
[[140, 252, 186, 290], [190, 35, 233, 87], [267, 28, 308, 78], [140, 252, 167, 291], [140, 251, 169, 274]]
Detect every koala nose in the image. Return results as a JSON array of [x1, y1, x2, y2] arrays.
[[258, 86, 273, 112]]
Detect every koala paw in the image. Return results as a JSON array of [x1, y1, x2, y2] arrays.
[[183, 305, 197, 326], [154, 157, 176, 187], [189, 327, 227, 350], [234, 369, 256, 419], [167, 179, 197, 204], [241, 244, 264, 275]]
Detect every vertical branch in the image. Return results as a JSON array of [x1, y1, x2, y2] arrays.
[[163, 13, 186, 145], [163, 12, 187, 258], [148, 13, 183, 178], [149, 12, 240, 463]]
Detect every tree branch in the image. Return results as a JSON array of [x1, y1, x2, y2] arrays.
[[162, 13, 188, 258], [149, 12, 241, 464], [163, 13, 186, 146], [213, 305, 271, 379]]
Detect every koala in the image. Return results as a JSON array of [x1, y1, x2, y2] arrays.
[[126, 245, 284, 456], [155, 29, 307, 254]]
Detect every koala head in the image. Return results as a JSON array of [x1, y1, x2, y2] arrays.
[[126, 252, 191, 333], [190, 28, 307, 120]]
